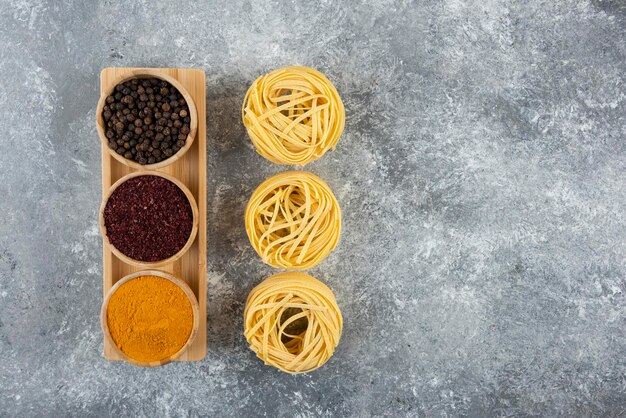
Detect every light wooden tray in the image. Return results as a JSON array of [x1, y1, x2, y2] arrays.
[[99, 67, 207, 362]]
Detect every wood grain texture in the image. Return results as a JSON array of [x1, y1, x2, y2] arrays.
[[99, 67, 207, 362]]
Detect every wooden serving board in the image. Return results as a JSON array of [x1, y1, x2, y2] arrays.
[[100, 67, 207, 362]]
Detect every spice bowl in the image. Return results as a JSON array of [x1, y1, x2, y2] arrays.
[[96, 68, 198, 170], [101, 269, 200, 367], [99, 171, 199, 268]]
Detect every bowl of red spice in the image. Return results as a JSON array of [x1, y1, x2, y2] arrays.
[[96, 69, 198, 170], [100, 171, 198, 267], [101, 269, 200, 367]]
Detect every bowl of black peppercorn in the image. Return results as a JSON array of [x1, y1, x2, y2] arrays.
[[96, 69, 198, 169]]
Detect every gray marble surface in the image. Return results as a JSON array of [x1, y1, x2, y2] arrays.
[[1, 0, 625, 416]]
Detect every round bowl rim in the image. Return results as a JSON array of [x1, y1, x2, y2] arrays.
[[99, 170, 199, 268], [95, 69, 198, 170], [100, 269, 200, 367]]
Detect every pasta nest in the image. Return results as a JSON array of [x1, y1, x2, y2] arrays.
[[244, 272, 343, 374], [245, 171, 341, 270], [242, 66, 345, 166]]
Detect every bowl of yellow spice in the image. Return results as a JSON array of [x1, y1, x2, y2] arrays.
[[101, 270, 199, 367]]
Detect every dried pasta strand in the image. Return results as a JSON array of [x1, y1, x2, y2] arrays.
[[242, 66, 345, 166], [245, 171, 341, 270], [244, 272, 343, 374]]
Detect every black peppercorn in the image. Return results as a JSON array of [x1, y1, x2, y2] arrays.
[[102, 77, 189, 164]]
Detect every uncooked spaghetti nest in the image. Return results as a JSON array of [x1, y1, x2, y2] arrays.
[[245, 171, 341, 270], [242, 66, 345, 166], [244, 272, 343, 374]]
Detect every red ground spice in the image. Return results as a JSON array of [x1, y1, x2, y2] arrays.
[[104, 176, 193, 262]]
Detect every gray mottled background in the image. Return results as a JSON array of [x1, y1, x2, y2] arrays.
[[0, 0, 625, 416]]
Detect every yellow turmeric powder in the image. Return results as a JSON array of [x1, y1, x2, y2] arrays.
[[107, 275, 193, 362]]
